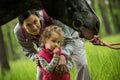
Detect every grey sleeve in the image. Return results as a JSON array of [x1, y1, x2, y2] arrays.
[[39, 54, 59, 73], [14, 24, 37, 61], [53, 20, 75, 58]]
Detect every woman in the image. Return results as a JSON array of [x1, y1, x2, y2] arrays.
[[14, 9, 74, 80]]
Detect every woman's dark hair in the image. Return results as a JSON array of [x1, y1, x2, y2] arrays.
[[18, 9, 39, 25]]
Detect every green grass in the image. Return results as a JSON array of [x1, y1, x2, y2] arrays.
[[0, 58, 36, 80], [85, 34, 120, 80], [0, 34, 120, 80]]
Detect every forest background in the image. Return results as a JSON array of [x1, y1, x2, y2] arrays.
[[0, 0, 120, 80]]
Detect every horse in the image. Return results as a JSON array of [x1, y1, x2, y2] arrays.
[[0, 0, 119, 49], [0, 0, 99, 39], [40, 0, 120, 49], [40, 0, 100, 40]]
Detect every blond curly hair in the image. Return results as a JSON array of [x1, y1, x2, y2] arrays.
[[40, 25, 64, 45]]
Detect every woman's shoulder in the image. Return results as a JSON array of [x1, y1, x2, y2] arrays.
[[14, 23, 22, 35]]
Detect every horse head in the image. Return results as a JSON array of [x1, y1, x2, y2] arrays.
[[0, 0, 119, 49], [41, 0, 100, 40], [66, 0, 100, 39]]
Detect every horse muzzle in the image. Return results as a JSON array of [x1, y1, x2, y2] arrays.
[[72, 18, 99, 40]]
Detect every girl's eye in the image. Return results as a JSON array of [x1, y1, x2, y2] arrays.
[[34, 20, 37, 24], [52, 40, 56, 43], [58, 41, 60, 43]]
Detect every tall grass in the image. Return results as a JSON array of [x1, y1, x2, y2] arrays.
[[85, 34, 120, 80], [0, 34, 120, 80], [0, 58, 37, 80]]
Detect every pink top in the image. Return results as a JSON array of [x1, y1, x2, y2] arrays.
[[38, 47, 70, 80]]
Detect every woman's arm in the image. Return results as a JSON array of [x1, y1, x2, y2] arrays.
[[53, 20, 75, 59]]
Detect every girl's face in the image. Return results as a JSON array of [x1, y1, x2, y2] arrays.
[[45, 32, 62, 51], [23, 14, 41, 35]]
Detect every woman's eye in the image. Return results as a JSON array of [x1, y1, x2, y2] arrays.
[[26, 24, 32, 27]]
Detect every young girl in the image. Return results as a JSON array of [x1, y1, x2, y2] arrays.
[[37, 25, 70, 80]]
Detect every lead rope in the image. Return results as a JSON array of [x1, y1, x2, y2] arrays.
[[80, 26, 120, 49], [89, 35, 120, 49]]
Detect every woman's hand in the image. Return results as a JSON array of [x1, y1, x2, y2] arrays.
[[58, 55, 67, 65], [53, 47, 67, 65], [35, 56, 40, 66]]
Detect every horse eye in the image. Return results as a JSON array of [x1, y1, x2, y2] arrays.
[[72, 19, 82, 30], [68, 7, 71, 11]]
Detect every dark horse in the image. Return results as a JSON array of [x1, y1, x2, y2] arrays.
[[41, 0, 100, 40], [41, 0, 120, 49], [0, 0, 99, 40]]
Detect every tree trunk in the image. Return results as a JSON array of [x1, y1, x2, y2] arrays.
[[109, 0, 117, 33], [109, 0, 120, 33], [114, 0, 120, 32], [0, 27, 10, 75], [98, 0, 112, 35], [6, 24, 19, 60]]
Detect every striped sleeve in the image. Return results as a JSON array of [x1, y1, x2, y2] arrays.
[[38, 54, 60, 73]]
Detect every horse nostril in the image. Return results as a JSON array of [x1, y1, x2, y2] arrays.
[[72, 19, 82, 30], [96, 20, 100, 28], [94, 21, 100, 34], [95, 20, 100, 34]]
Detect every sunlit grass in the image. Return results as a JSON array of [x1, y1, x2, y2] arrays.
[[85, 34, 120, 80]]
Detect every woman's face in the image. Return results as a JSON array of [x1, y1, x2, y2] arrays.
[[23, 14, 41, 35]]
